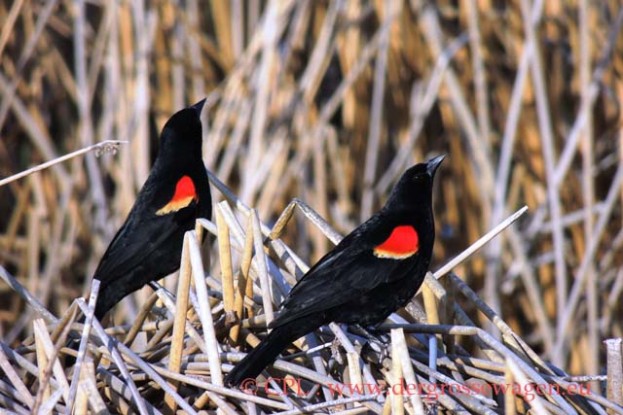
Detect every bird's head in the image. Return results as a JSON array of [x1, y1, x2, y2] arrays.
[[158, 99, 206, 155], [385, 155, 444, 213]]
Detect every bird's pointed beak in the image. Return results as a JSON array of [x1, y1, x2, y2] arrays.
[[191, 98, 206, 115], [426, 154, 445, 176]]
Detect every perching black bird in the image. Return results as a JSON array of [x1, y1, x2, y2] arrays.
[[92, 100, 211, 319], [225, 155, 444, 386]]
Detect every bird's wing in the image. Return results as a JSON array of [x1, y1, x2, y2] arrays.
[[272, 216, 422, 327], [94, 197, 197, 284]]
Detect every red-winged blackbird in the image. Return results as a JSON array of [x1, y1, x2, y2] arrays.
[[225, 155, 444, 386], [92, 100, 212, 319]]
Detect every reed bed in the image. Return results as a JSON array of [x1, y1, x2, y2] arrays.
[[1, 0, 623, 413]]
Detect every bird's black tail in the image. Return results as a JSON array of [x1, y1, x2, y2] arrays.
[[93, 279, 130, 320], [225, 325, 296, 386], [225, 315, 325, 386]]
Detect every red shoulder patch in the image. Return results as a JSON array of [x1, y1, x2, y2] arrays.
[[156, 175, 197, 215], [373, 225, 419, 259]]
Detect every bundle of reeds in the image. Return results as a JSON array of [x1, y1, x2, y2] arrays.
[[1, 0, 623, 413]]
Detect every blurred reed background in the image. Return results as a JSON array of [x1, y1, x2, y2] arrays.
[[1, 0, 622, 382]]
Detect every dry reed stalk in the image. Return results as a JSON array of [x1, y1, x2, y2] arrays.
[[605, 339, 623, 410], [360, 0, 396, 220], [77, 300, 149, 414], [389, 342, 405, 415], [80, 361, 107, 413], [504, 364, 517, 415], [0, 344, 33, 411], [231, 215, 255, 341], [345, 351, 363, 402], [163, 237, 192, 414], [33, 321, 50, 406], [149, 280, 207, 353], [189, 231, 223, 387], [251, 209, 275, 325], [391, 328, 425, 415], [505, 357, 549, 415], [215, 203, 236, 329], [31, 318, 70, 411], [65, 280, 99, 415]]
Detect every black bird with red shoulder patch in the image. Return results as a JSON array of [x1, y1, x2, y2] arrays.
[[92, 100, 211, 319], [225, 155, 444, 386]]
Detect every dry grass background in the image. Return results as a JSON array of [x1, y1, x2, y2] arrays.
[[1, 0, 623, 413]]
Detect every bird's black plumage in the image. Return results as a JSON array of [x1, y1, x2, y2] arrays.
[[225, 155, 444, 386], [93, 100, 211, 319]]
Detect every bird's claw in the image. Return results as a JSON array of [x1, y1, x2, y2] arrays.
[[331, 337, 345, 365]]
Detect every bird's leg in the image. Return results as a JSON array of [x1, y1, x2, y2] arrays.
[[368, 323, 391, 344], [330, 336, 344, 365], [351, 324, 389, 345], [350, 324, 390, 360]]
